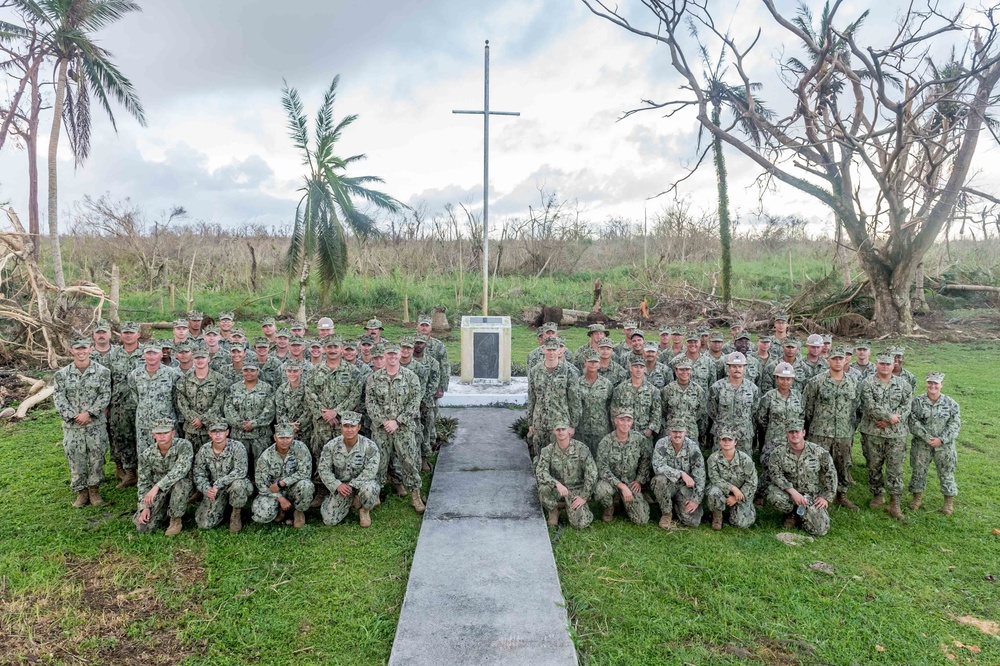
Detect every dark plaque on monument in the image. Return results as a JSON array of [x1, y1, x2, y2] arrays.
[[473, 331, 500, 380]]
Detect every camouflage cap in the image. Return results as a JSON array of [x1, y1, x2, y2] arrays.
[[828, 346, 847, 359], [71, 337, 91, 349], [309, 339, 322, 348], [725, 351, 748, 366], [365, 318, 384, 330], [175, 341, 193, 353], [719, 429, 738, 441], [854, 340, 871, 350], [806, 333, 824, 346], [343, 338, 359, 349], [685, 332, 700, 342], [413, 333, 428, 343], [317, 317, 334, 330], [542, 338, 560, 350], [290, 320, 306, 330], [597, 338, 615, 348], [340, 410, 362, 425], [876, 352, 894, 364], [275, 328, 290, 338], [143, 343, 162, 355], [121, 321, 140, 333], [643, 341, 659, 353], [204, 325, 221, 335], [371, 344, 386, 357], [587, 323, 607, 334], [360, 335, 374, 346], [729, 320, 744, 329], [667, 420, 688, 432], [674, 358, 693, 370], [698, 327, 710, 335], [774, 362, 795, 378], [672, 325, 687, 335], [629, 357, 646, 367], [417, 314, 433, 325], [735, 331, 751, 341], [613, 407, 635, 419], [260, 317, 276, 326], [926, 371, 944, 383], [630, 329, 645, 339], [581, 348, 599, 362], [323, 335, 345, 347], [172, 319, 188, 328], [208, 421, 229, 432], [289, 335, 305, 345], [241, 359, 259, 370], [192, 347, 210, 359], [758, 335, 773, 343], [774, 313, 789, 322], [843, 346, 854, 355], [160, 340, 174, 350], [709, 332, 725, 342], [621, 320, 637, 329], [231, 328, 246, 339], [274, 423, 295, 438], [659, 326, 673, 336], [93, 319, 111, 332], [782, 338, 801, 348], [550, 419, 571, 430], [284, 359, 307, 371], [822, 334, 833, 344], [187, 310, 204, 321], [218, 311, 235, 321], [890, 345, 906, 356], [228, 342, 246, 352], [399, 335, 415, 348], [151, 418, 175, 434], [785, 419, 805, 432], [254, 336, 270, 348], [383, 342, 401, 353], [542, 322, 559, 333], [535, 328, 546, 339]]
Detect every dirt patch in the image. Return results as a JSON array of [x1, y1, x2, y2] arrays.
[[1, 549, 208, 665], [720, 637, 826, 665]]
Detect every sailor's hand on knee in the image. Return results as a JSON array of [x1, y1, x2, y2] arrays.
[[680, 472, 695, 489], [337, 482, 352, 497], [684, 500, 699, 514], [555, 482, 569, 498], [138, 508, 151, 524], [629, 480, 642, 495], [813, 497, 828, 510], [277, 496, 292, 511], [570, 496, 586, 510], [206, 487, 218, 501]]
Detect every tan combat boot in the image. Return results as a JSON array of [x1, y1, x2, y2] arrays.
[[229, 509, 242, 533], [72, 490, 89, 508], [835, 492, 860, 511], [116, 468, 137, 489], [359, 508, 372, 528], [887, 495, 906, 522], [602, 506, 615, 523], [395, 483, 407, 497], [909, 492, 923, 511], [782, 514, 797, 529], [293, 510, 306, 528], [309, 486, 327, 509], [547, 508, 560, 526], [88, 486, 104, 507], [114, 461, 125, 480], [869, 494, 886, 509], [274, 509, 286, 524], [940, 496, 955, 515], [658, 513, 673, 530], [351, 494, 362, 510], [411, 490, 426, 514], [421, 459, 432, 472], [711, 511, 724, 531], [165, 516, 183, 536]]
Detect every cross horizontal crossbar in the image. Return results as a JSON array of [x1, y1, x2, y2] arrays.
[[452, 110, 521, 116]]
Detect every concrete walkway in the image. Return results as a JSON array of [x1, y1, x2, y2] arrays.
[[388, 408, 578, 666]]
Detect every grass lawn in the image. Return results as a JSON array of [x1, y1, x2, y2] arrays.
[[0, 411, 428, 665], [551, 341, 1000, 665]]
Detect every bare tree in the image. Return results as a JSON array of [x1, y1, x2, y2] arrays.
[[582, 0, 1000, 333]]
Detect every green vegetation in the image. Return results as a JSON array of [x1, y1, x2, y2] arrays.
[[553, 340, 1000, 665], [0, 411, 428, 665]]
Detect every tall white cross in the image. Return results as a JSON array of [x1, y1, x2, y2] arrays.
[[453, 40, 520, 316]]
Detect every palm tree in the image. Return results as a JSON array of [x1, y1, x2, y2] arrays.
[[282, 76, 403, 321], [697, 46, 774, 303], [31, 0, 146, 293]]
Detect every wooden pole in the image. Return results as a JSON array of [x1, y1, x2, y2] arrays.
[[109, 263, 120, 324], [169, 285, 175, 312], [403, 294, 410, 323]]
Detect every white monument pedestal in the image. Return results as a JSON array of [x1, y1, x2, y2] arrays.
[[459, 315, 511, 385]]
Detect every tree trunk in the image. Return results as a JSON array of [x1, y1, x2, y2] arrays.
[[296, 255, 310, 322], [911, 261, 929, 314], [834, 219, 851, 289], [109, 263, 120, 324], [711, 105, 732, 304], [47, 58, 68, 297], [27, 66, 42, 262]]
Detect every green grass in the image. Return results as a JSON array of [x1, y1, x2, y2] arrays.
[[552, 341, 1000, 665], [0, 411, 428, 665]]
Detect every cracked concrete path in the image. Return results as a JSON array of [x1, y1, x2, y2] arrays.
[[388, 408, 578, 666]]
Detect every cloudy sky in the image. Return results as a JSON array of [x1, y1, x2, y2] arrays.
[[1, 0, 996, 235]]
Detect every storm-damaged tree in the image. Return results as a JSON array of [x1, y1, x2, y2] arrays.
[[282, 75, 403, 321], [582, 0, 1000, 334]]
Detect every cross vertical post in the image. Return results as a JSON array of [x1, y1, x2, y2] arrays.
[[453, 40, 520, 316]]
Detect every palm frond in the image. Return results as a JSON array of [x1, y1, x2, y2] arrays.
[[79, 42, 146, 129], [281, 79, 310, 160], [80, 0, 141, 32]]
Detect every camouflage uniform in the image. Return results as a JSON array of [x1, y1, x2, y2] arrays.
[[754, 388, 805, 491], [365, 367, 423, 491], [594, 431, 652, 524], [106, 345, 143, 471], [535, 439, 598, 529], [318, 434, 381, 525], [761, 356, 802, 394], [644, 361, 675, 390], [650, 435, 706, 526], [128, 365, 182, 453], [766, 441, 838, 536], [251, 439, 315, 522], [705, 449, 758, 528], [610, 380, 662, 444], [661, 382, 706, 443], [597, 360, 628, 387], [223, 380, 275, 464], [527, 362, 583, 457], [793, 357, 829, 386], [274, 380, 312, 446], [849, 362, 877, 383], [894, 368, 917, 390], [175, 369, 228, 448], [192, 439, 252, 529], [908, 392, 961, 497], [575, 375, 614, 456], [208, 349, 231, 374], [804, 373, 861, 488], [417, 353, 442, 455], [133, 437, 193, 533], [707, 379, 760, 454], [401, 356, 438, 458], [306, 362, 362, 460], [669, 352, 715, 436], [256, 355, 285, 389], [860, 376, 912, 497], [54, 361, 112, 492]]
